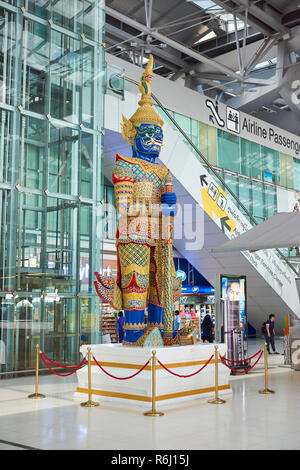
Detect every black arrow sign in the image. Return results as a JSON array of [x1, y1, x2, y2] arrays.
[[220, 216, 231, 233], [200, 174, 208, 187]]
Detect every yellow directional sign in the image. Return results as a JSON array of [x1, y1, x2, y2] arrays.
[[201, 183, 236, 234]]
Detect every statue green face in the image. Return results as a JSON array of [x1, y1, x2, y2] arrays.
[[132, 124, 163, 163]]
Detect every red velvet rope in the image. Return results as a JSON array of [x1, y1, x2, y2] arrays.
[[220, 349, 263, 364], [156, 354, 214, 378], [219, 350, 263, 374], [40, 352, 87, 369], [40, 353, 87, 377], [92, 355, 150, 380]]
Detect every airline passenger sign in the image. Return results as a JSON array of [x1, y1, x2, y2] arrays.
[[204, 98, 300, 157], [226, 106, 240, 134]]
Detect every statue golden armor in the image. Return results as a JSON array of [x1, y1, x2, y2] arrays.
[[95, 55, 181, 346]]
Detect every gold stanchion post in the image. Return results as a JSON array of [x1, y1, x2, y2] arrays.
[[259, 343, 275, 395], [81, 347, 100, 407], [28, 344, 46, 399], [208, 345, 226, 404], [144, 350, 164, 417]]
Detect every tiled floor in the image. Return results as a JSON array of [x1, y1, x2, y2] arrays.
[[0, 337, 298, 450]]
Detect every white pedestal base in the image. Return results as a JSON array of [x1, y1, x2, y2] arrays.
[[75, 343, 231, 408]]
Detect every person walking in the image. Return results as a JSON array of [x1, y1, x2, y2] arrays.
[[117, 311, 125, 343], [263, 314, 279, 354], [201, 314, 214, 343]]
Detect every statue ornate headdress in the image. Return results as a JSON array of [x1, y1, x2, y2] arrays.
[[121, 54, 164, 145]]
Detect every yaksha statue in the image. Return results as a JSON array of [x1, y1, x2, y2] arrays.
[[95, 55, 181, 346]]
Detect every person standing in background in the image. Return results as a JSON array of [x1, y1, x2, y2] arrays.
[[201, 314, 214, 343], [117, 311, 125, 343], [174, 310, 182, 332], [264, 314, 279, 354]]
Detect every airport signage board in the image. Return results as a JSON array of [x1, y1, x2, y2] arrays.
[[204, 98, 300, 158]]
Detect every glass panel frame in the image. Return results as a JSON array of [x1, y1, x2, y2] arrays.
[[0, 1, 105, 375], [217, 129, 241, 173]]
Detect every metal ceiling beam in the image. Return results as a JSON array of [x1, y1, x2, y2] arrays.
[[105, 24, 188, 70], [211, 0, 287, 38], [195, 77, 243, 94], [190, 70, 274, 86], [106, 6, 244, 82], [231, 0, 290, 37], [151, 0, 190, 29], [226, 82, 280, 110], [170, 71, 185, 82], [105, 43, 182, 73], [244, 36, 278, 75], [188, 72, 233, 81], [226, 39, 292, 111], [194, 27, 262, 58], [144, 0, 153, 29], [233, 11, 243, 74], [241, 6, 248, 74], [243, 77, 275, 86], [277, 46, 300, 120]]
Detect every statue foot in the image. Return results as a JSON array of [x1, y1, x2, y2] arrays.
[[122, 326, 163, 347]]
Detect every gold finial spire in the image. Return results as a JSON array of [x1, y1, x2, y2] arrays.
[[138, 54, 154, 102], [121, 54, 164, 145]]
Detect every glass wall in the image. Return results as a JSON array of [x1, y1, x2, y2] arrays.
[[199, 122, 217, 166], [217, 130, 241, 173], [0, 0, 105, 376], [103, 178, 117, 240], [241, 138, 261, 179], [164, 113, 300, 223], [294, 159, 300, 191], [280, 152, 294, 189]]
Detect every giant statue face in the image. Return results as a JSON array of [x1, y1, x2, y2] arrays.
[[133, 124, 163, 162]]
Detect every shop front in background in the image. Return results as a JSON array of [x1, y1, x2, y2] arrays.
[[99, 258, 118, 343], [177, 287, 215, 341]]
